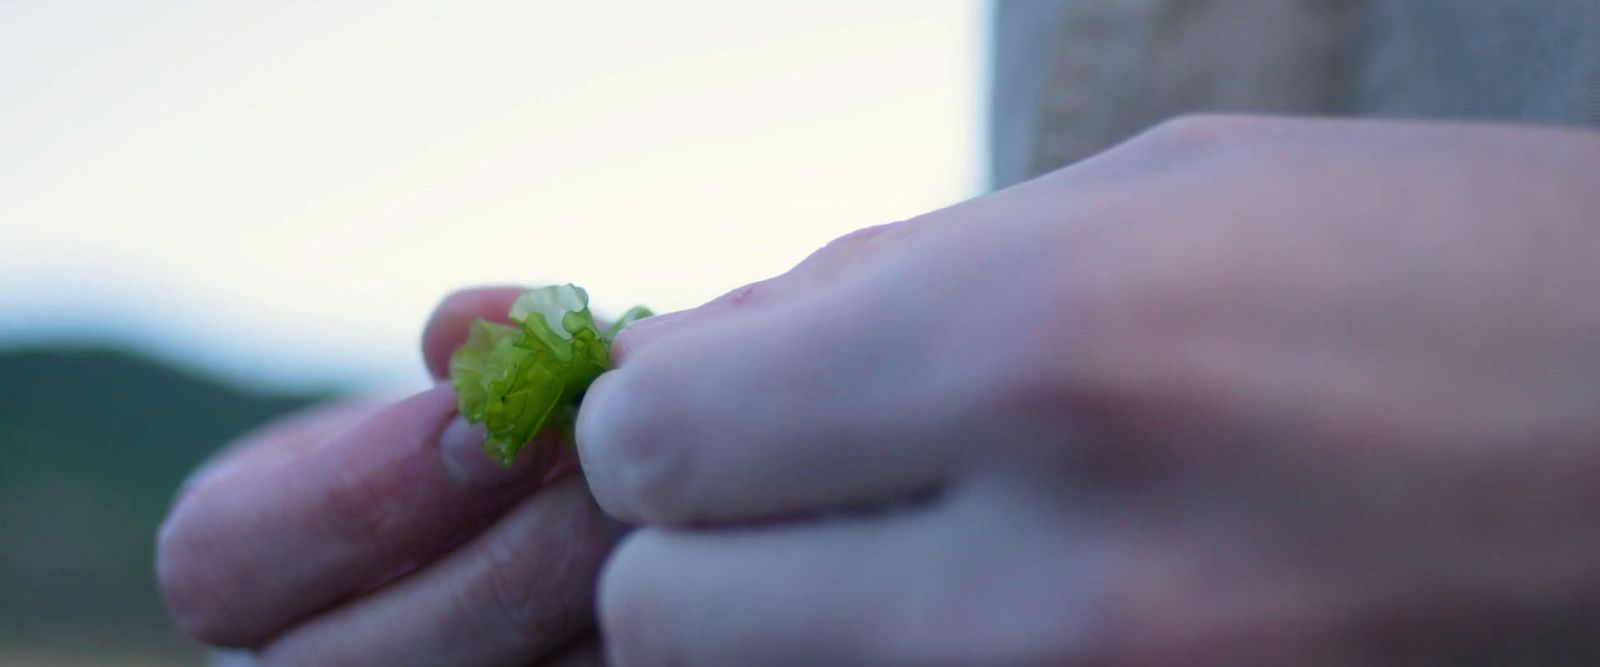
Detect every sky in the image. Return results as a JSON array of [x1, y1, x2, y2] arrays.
[[0, 2, 984, 394]]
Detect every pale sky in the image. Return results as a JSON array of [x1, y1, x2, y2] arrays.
[[0, 2, 984, 393]]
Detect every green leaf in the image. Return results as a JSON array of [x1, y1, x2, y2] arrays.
[[449, 285, 649, 465]]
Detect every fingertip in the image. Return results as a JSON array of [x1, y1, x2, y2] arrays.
[[421, 285, 527, 379], [157, 493, 248, 646], [575, 371, 629, 517], [576, 367, 688, 525], [155, 385, 471, 646]]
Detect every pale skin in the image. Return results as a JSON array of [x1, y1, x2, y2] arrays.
[[158, 116, 1600, 665]]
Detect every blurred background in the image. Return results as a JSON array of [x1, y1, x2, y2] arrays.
[[1, 2, 982, 663]]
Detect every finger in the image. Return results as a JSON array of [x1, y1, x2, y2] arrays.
[[610, 219, 912, 364], [576, 271, 975, 525], [158, 384, 563, 647], [258, 478, 613, 667], [599, 478, 1108, 666], [598, 518, 906, 666], [422, 285, 528, 379]]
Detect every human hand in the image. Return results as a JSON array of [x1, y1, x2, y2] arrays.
[[578, 117, 1600, 665], [157, 287, 612, 666]]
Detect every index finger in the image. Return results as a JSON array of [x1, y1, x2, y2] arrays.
[[421, 285, 527, 379], [577, 273, 970, 527], [157, 385, 559, 647]]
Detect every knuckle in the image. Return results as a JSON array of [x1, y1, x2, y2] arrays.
[[322, 462, 405, 546], [961, 283, 1110, 435], [459, 495, 610, 656], [1132, 113, 1273, 158], [795, 220, 905, 275], [704, 276, 782, 312], [821, 220, 898, 254], [1146, 113, 1261, 145], [468, 537, 557, 655], [976, 260, 1196, 451]]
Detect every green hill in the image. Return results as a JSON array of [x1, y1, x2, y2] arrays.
[[0, 347, 325, 659]]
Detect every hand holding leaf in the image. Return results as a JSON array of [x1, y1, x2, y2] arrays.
[[450, 284, 650, 464]]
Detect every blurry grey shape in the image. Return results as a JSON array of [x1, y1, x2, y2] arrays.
[[988, 0, 1361, 189], [987, 0, 1599, 189], [1355, 0, 1600, 124], [989, 0, 1072, 191]]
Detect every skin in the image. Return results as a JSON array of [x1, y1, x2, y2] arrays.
[[157, 288, 611, 665], [581, 116, 1600, 665], [159, 115, 1600, 665]]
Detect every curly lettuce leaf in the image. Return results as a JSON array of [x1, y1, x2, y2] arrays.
[[449, 285, 652, 465]]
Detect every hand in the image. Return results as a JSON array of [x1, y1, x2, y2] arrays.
[[157, 287, 612, 666], [576, 116, 1600, 665]]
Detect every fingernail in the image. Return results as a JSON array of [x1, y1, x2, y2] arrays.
[[438, 416, 536, 490]]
